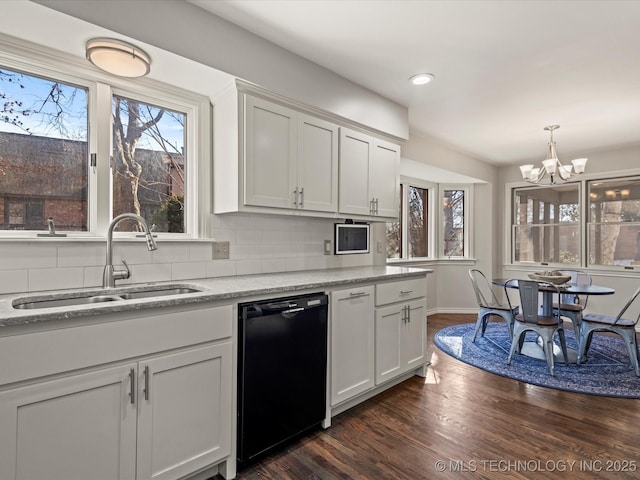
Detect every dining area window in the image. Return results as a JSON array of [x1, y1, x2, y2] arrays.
[[512, 184, 580, 265], [588, 177, 640, 267]]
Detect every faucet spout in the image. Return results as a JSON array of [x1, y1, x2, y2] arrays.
[[103, 213, 158, 288]]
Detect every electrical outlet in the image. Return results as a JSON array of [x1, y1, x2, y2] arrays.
[[212, 241, 230, 260], [377, 241, 384, 254], [324, 239, 332, 255]]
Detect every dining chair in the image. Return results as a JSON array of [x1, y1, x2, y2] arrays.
[[507, 279, 568, 376], [553, 270, 592, 342], [577, 286, 640, 376], [468, 269, 518, 342]]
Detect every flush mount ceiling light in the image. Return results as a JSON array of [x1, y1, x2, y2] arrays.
[[86, 38, 151, 78], [519, 125, 588, 185], [409, 73, 435, 85]]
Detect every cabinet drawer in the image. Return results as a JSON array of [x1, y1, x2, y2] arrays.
[[0, 304, 232, 386], [375, 277, 426, 306]]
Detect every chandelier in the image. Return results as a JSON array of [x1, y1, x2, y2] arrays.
[[519, 125, 588, 185]]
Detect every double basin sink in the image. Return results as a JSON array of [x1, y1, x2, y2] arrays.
[[12, 285, 202, 310]]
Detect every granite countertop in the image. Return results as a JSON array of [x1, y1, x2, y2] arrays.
[[0, 265, 431, 328]]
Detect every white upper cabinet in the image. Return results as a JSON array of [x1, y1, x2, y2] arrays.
[[339, 127, 399, 220], [338, 128, 372, 216], [371, 139, 400, 218], [243, 95, 338, 213], [213, 81, 399, 220], [244, 96, 297, 209], [297, 113, 339, 212]]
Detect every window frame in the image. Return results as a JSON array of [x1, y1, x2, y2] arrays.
[[510, 182, 582, 267], [506, 169, 640, 274], [439, 184, 472, 259], [387, 177, 473, 262], [0, 38, 210, 240]]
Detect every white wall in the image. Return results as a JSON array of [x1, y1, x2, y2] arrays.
[[399, 130, 500, 313], [34, 0, 408, 140]]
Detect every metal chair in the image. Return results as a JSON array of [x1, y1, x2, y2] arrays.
[[577, 286, 640, 376], [468, 269, 518, 342], [507, 279, 568, 376], [553, 270, 591, 342]]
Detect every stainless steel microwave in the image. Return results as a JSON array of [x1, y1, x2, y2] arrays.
[[334, 223, 370, 255]]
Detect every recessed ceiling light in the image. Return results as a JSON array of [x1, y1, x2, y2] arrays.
[[409, 73, 435, 85]]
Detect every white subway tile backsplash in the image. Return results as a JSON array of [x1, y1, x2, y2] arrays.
[[205, 260, 237, 278], [125, 263, 172, 284], [0, 214, 376, 294], [172, 262, 207, 281], [0, 245, 58, 270], [151, 244, 190, 264], [0, 269, 28, 294], [262, 258, 288, 274], [236, 260, 262, 276], [58, 245, 105, 267], [189, 244, 213, 262], [29, 267, 84, 292]]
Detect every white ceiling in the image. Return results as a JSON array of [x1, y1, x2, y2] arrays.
[[190, 0, 640, 166]]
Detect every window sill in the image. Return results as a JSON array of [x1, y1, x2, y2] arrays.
[[388, 257, 476, 267], [0, 236, 214, 244]]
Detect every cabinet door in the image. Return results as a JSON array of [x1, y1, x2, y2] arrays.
[[404, 299, 427, 370], [0, 364, 137, 480], [375, 298, 427, 385], [297, 113, 339, 212], [244, 95, 297, 209], [338, 128, 373, 216], [136, 342, 232, 480], [370, 139, 400, 218], [330, 286, 375, 406], [375, 304, 403, 385]]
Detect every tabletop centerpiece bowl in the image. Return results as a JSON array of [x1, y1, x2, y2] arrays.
[[528, 270, 572, 286]]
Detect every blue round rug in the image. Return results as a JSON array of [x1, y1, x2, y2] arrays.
[[433, 322, 640, 398]]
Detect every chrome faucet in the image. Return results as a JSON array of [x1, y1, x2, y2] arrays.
[[103, 213, 158, 288]]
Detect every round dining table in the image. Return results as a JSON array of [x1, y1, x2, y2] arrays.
[[491, 278, 615, 363]]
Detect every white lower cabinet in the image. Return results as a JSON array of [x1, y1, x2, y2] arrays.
[[375, 278, 427, 385], [375, 299, 427, 385], [0, 364, 138, 480], [330, 276, 428, 408], [0, 342, 231, 480], [137, 343, 232, 480], [330, 285, 375, 406], [0, 305, 233, 480]]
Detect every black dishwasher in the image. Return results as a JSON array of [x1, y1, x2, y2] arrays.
[[237, 292, 328, 467]]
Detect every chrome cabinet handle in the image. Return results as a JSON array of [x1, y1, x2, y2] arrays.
[[349, 292, 368, 298], [407, 305, 411, 323], [128, 368, 135, 405], [143, 365, 150, 401], [375, 198, 379, 215], [300, 187, 304, 208], [293, 187, 298, 207], [400, 290, 413, 294]]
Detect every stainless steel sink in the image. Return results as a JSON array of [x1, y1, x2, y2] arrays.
[[13, 295, 123, 310], [12, 285, 203, 310], [119, 287, 201, 300]]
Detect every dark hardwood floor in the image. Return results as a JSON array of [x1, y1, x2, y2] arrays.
[[229, 314, 640, 479]]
